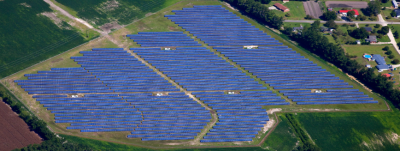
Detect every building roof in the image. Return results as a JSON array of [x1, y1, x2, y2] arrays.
[[293, 27, 303, 31], [377, 65, 390, 70], [372, 54, 386, 65], [274, 3, 288, 11], [382, 73, 391, 78], [363, 27, 372, 32], [367, 35, 377, 42], [395, 9, 400, 16], [339, 9, 359, 15]]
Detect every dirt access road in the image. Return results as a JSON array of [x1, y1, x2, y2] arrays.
[[43, 0, 106, 35], [0, 101, 42, 151]]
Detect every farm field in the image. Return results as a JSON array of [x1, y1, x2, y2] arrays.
[[296, 112, 400, 151], [54, 0, 182, 28], [0, 0, 394, 149], [0, 101, 42, 151], [0, 0, 98, 78], [260, 115, 298, 150]]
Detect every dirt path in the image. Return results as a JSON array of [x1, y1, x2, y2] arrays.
[[43, 0, 106, 35]]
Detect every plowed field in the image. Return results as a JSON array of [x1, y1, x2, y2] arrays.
[[0, 101, 42, 151]]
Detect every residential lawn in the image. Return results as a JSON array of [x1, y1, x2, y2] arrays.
[[381, 1, 394, 7], [336, 23, 358, 34], [378, 35, 391, 42], [267, 1, 307, 20], [322, 0, 369, 2], [283, 22, 311, 28], [325, 35, 337, 44], [343, 45, 399, 66], [382, 9, 400, 22], [389, 24, 400, 43], [296, 112, 400, 151]]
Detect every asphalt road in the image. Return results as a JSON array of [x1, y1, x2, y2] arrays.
[[284, 20, 400, 24]]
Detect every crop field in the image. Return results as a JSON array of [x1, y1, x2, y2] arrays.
[[0, 101, 42, 151], [296, 112, 400, 151], [0, 0, 95, 78], [0, 0, 394, 149], [260, 115, 298, 150], [54, 0, 182, 27]]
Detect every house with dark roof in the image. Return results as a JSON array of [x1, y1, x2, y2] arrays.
[[363, 27, 372, 32], [395, 9, 400, 18], [274, 3, 289, 12], [365, 35, 377, 43], [293, 24, 303, 32], [320, 26, 329, 32], [372, 54, 390, 72]]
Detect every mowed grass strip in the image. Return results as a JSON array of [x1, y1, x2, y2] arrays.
[[296, 112, 400, 151]]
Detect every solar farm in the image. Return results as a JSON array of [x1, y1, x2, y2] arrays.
[[4, 3, 387, 147]]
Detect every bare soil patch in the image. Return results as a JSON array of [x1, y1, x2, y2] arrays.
[[51, 58, 63, 63], [19, 3, 31, 8], [100, 22, 122, 33], [0, 101, 42, 151], [41, 12, 64, 29]]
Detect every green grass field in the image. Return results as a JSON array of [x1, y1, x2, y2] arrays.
[[389, 25, 400, 43], [261, 115, 298, 150], [296, 112, 400, 151], [0, 0, 94, 78], [54, 0, 182, 27], [278, 2, 307, 20]]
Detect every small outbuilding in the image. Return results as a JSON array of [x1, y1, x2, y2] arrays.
[[274, 3, 289, 12], [382, 73, 391, 78]]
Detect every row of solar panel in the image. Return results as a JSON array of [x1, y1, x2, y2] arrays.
[[292, 98, 374, 102], [297, 101, 379, 105]]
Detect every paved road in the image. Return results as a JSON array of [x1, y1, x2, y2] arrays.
[[285, 14, 400, 55], [284, 20, 400, 24]]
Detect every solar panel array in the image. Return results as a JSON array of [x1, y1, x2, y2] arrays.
[[12, 4, 380, 144], [41, 93, 210, 140], [193, 91, 288, 143], [16, 48, 180, 94], [166, 6, 282, 46], [127, 32, 201, 47], [132, 47, 266, 91]]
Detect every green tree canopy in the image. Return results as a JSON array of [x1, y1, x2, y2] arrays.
[[323, 11, 337, 21]]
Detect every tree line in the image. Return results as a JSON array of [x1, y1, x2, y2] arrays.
[[0, 86, 92, 151], [283, 21, 400, 108], [286, 114, 321, 151], [222, 0, 284, 29]]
